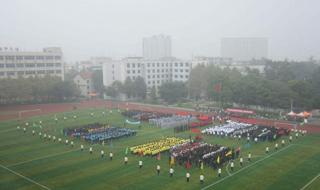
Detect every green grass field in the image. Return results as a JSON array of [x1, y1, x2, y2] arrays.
[[0, 108, 319, 190]]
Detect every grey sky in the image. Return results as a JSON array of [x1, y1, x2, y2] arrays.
[[1, 0, 319, 62]]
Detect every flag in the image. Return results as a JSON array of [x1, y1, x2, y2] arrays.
[[216, 156, 220, 164], [156, 152, 161, 161], [185, 160, 191, 170], [170, 156, 175, 166], [225, 150, 232, 157], [214, 82, 222, 93], [125, 147, 129, 155]]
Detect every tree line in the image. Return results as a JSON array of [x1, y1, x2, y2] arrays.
[[189, 60, 320, 110], [0, 76, 80, 104]]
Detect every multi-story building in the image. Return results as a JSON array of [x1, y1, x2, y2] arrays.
[[192, 56, 233, 67], [73, 71, 95, 97], [221, 37, 268, 61], [103, 57, 191, 90], [143, 34, 172, 59], [0, 47, 64, 80]]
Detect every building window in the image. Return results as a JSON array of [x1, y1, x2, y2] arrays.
[[17, 71, 24, 75], [37, 70, 45, 74], [180, 69, 183, 72], [157, 69, 160, 72], [180, 75, 183, 78], [47, 70, 54, 74], [0, 56, 3, 60], [174, 69, 178, 72], [36, 56, 44, 60], [138, 63, 140, 67], [37, 63, 45, 67], [185, 63, 189, 67], [46, 63, 54, 67], [6, 64, 15, 68], [132, 70, 136, 74], [0, 64, 4, 68], [175, 63, 178, 67], [132, 63, 135, 68], [17, 64, 24, 68], [25, 63, 35, 68], [185, 75, 189, 79], [152, 69, 155, 73], [55, 63, 61, 67], [147, 63, 150, 67], [147, 75, 150, 79], [0, 72, 5, 76], [16, 56, 23, 60], [185, 69, 189, 72], [54, 56, 61, 60], [157, 63, 159, 67], [24, 56, 35, 60], [45, 56, 54, 60], [5, 56, 15, 60], [180, 63, 183, 67], [26, 71, 35, 74], [56, 70, 62, 74], [87, 80, 89, 83], [127, 63, 130, 68], [7, 71, 15, 76], [127, 70, 130, 74], [137, 70, 140, 73]]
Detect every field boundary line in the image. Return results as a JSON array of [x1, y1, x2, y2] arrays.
[[300, 173, 320, 190], [0, 163, 51, 190], [7, 148, 81, 167], [0, 128, 16, 133], [201, 144, 294, 190]]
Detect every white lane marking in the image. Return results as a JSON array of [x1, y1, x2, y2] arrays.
[[8, 148, 80, 167], [300, 173, 320, 190], [0, 164, 51, 190]]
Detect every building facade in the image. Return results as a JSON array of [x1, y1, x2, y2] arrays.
[[221, 38, 268, 61], [143, 34, 172, 59], [73, 71, 95, 97], [103, 57, 191, 90], [0, 47, 64, 80]]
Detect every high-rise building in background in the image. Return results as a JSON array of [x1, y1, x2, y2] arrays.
[[0, 47, 64, 80], [221, 38, 268, 61], [143, 34, 172, 59]]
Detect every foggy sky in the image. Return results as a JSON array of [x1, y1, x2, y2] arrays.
[[1, 0, 319, 62]]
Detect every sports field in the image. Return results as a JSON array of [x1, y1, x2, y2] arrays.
[[0, 107, 319, 190]]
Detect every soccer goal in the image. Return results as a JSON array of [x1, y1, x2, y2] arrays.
[[18, 109, 42, 120]]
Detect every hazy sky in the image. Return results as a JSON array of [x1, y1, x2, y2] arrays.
[[1, 0, 319, 62]]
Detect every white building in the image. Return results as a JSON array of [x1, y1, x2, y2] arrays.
[[143, 34, 172, 59], [0, 47, 64, 80], [103, 57, 191, 90], [192, 56, 233, 67], [221, 38, 268, 61], [73, 71, 95, 97]]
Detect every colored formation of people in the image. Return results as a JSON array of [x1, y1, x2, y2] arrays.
[[130, 137, 188, 156]]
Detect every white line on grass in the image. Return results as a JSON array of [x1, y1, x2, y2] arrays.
[[0, 128, 16, 133], [8, 148, 81, 167], [300, 173, 320, 190], [201, 144, 294, 190], [0, 164, 51, 190]]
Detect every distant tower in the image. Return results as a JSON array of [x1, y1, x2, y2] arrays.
[[143, 34, 172, 59]]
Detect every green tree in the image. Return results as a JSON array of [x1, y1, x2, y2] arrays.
[[159, 81, 187, 103]]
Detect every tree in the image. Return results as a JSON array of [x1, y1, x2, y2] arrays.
[[106, 81, 123, 98], [159, 82, 187, 103], [132, 76, 147, 99], [92, 70, 105, 97], [123, 77, 134, 98]]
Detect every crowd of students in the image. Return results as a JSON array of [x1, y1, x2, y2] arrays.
[[149, 116, 196, 128], [122, 110, 172, 121], [170, 142, 233, 169], [130, 137, 188, 156], [64, 123, 136, 143], [202, 121, 290, 142]]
